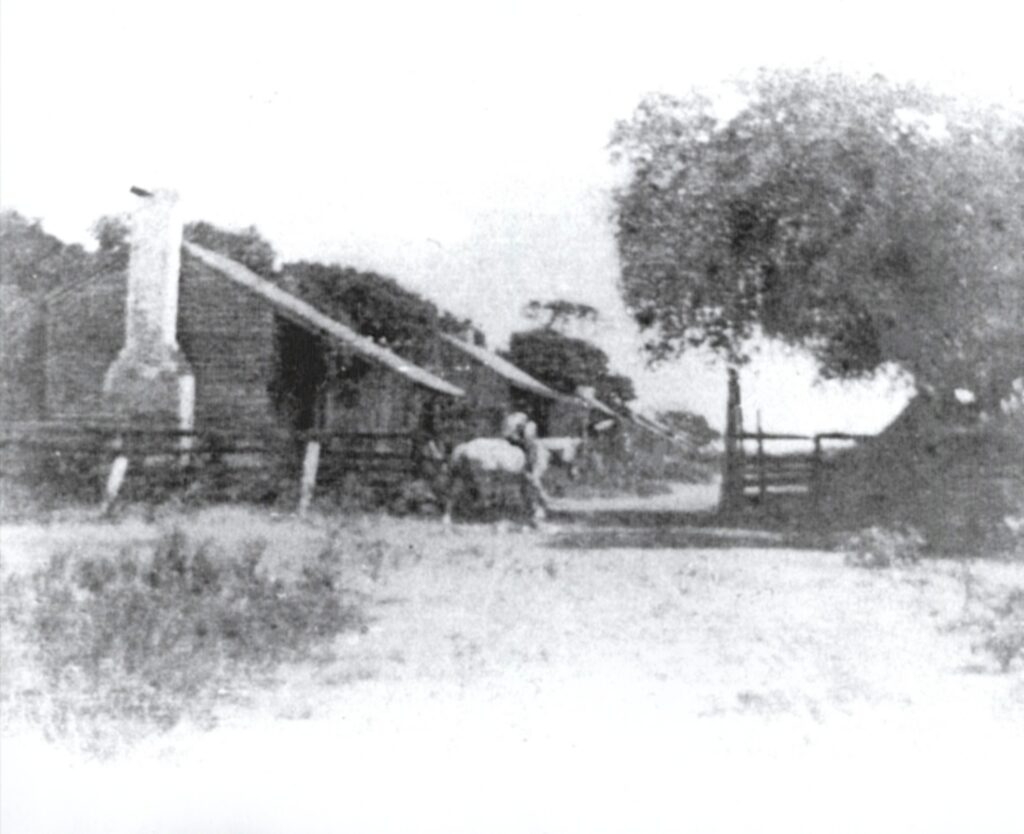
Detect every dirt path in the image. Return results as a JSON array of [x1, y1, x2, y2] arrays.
[[553, 477, 722, 514], [2, 509, 1023, 833]]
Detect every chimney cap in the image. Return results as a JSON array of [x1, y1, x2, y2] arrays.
[[130, 186, 179, 203]]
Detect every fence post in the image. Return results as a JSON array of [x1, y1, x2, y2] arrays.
[[756, 413, 767, 506], [721, 366, 745, 512], [297, 438, 321, 517], [178, 377, 195, 467], [811, 435, 823, 510], [100, 434, 129, 517]]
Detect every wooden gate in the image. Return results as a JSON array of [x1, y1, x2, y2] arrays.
[[725, 429, 872, 510]]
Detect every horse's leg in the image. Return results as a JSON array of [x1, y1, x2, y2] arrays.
[[534, 478, 549, 523], [442, 468, 460, 526], [443, 464, 477, 526], [520, 470, 548, 525], [441, 479, 454, 526]]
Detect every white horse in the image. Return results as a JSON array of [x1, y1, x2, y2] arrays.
[[441, 436, 585, 525]]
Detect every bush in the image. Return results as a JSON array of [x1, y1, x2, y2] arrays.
[[843, 525, 926, 569], [390, 478, 442, 516], [0, 530, 365, 752], [822, 416, 1024, 554], [0, 446, 107, 514], [971, 587, 1024, 673]]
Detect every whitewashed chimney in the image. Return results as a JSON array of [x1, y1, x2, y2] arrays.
[[104, 188, 195, 429]]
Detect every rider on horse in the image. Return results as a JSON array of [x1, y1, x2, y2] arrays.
[[502, 411, 549, 516]]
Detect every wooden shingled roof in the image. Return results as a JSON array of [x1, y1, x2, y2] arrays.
[[186, 243, 464, 398], [439, 333, 567, 400], [572, 386, 620, 418], [627, 409, 695, 449]]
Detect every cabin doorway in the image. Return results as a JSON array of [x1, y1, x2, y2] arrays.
[[512, 391, 552, 435], [270, 319, 328, 433]]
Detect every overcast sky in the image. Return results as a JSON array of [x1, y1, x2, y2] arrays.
[[2, 0, 1021, 430]]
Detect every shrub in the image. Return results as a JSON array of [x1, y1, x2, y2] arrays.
[[843, 525, 926, 569], [390, 478, 442, 516], [971, 587, 1024, 673], [0, 530, 365, 752]]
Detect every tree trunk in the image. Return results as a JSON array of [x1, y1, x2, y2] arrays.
[[721, 365, 745, 512]]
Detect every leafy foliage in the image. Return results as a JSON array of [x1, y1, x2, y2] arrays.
[[523, 299, 599, 329], [842, 525, 925, 568], [184, 221, 278, 277], [504, 327, 635, 408], [282, 261, 475, 366], [596, 373, 637, 411], [514, 298, 636, 408], [656, 409, 720, 449], [180, 223, 478, 397], [974, 588, 1024, 672], [90, 215, 131, 270], [611, 68, 1024, 408], [0, 210, 91, 293]]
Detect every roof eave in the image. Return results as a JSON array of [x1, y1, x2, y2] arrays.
[[439, 333, 563, 400], [185, 243, 464, 398]]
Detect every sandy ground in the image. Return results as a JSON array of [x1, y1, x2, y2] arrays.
[[2, 501, 1023, 834], [553, 477, 722, 514]]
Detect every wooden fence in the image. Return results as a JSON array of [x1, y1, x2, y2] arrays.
[[728, 430, 873, 509], [0, 421, 421, 515]]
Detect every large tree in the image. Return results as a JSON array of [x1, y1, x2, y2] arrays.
[[523, 299, 599, 330], [611, 68, 1024, 409], [0, 210, 92, 292], [281, 261, 473, 364], [504, 327, 636, 410], [656, 409, 720, 450], [512, 298, 638, 409]]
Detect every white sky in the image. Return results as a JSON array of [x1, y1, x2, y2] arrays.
[[2, 0, 1021, 431]]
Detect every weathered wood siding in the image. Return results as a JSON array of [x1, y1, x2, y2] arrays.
[[429, 338, 515, 441], [1, 286, 48, 421], [44, 270, 125, 421], [323, 368, 425, 435], [547, 398, 587, 437], [177, 254, 280, 433], [42, 253, 282, 433]]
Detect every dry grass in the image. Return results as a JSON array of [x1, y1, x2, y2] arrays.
[[1, 513, 371, 754], [2, 505, 1024, 833]]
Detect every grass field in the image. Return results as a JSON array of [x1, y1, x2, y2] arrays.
[[2, 502, 1023, 834]]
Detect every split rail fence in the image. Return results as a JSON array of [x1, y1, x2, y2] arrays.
[[0, 422, 422, 515]]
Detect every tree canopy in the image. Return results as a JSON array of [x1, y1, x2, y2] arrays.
[[510, 299, 638, 410], [184, 221, 278, 277], [0, 210, 92, 293], [504, 327, 636, 410], [181, 222, 476, 362], [282, 261, 474, 365], [523, 299, 599, 329], [611, 68, 1024, 408], [656, 409, 720, 450], [90, 215, 131, 270]]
